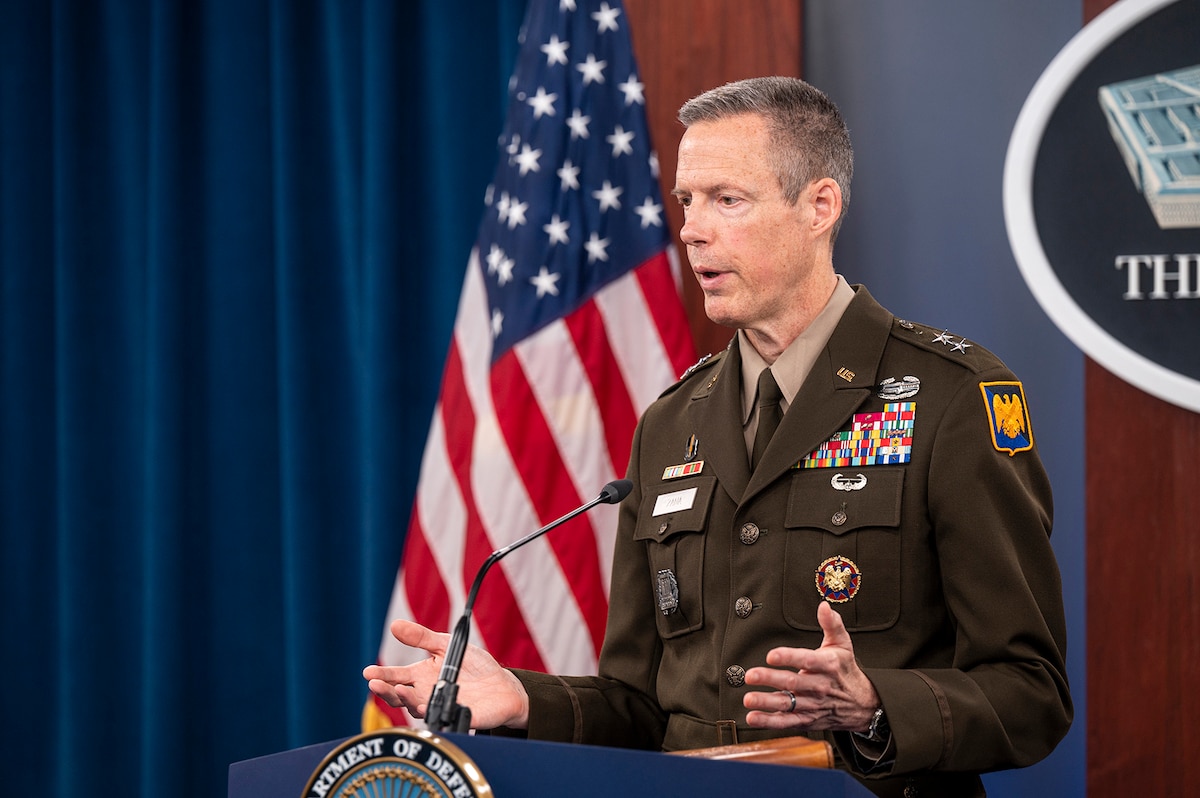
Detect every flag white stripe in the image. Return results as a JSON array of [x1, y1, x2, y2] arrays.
[[596, 271, 680, 413], [459, 255, 598, 674]]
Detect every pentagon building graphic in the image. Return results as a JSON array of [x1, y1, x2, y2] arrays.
[[1099, 64, 1200, 229]]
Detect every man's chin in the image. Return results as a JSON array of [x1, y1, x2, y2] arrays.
[[701, 299, 740, 330]]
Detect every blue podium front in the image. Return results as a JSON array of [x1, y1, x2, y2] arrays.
[[228, 731, 874, 797]]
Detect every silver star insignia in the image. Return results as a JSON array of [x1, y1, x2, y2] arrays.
[[932, 330, 954, 345], [951, 338, 972, 353]]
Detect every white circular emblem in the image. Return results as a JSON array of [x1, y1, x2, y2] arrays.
[[1004, 0, 1200, 413]]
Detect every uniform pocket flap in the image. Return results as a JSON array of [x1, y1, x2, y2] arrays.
[[633, 476, 718, 543], [784, 469, 904, 535]]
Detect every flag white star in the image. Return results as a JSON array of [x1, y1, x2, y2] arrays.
[[530, 266, 561, 298], [584, 232, 611, 263], [577, 54, 607, 86], [506, 198, 529, 229], [491, 308, 504, 338], [557, 160, 581, 191], [497, 256, 515, 285], [540, 35, 568, 66], [593, 180, 623, 212], [606, 125, 634, 157], [618, 74, 645, 105], [566, 109, 590, 139], [496, 192, 512, 225], [592, 2, 621, 33], [634, 197, 663, 228], [543, 214, 570, 245], [526, 86, 557, 119], [486, 243, 505, 274], [649, 152, 660, 179], [515, 143, 542, 176], [560, 0, 576, 10]]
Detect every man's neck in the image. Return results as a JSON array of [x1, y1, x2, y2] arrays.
[[742, 270, 839, 364]]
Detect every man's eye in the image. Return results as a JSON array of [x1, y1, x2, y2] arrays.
[[719, 196, 739, 206], [676, 196, 691, 208]]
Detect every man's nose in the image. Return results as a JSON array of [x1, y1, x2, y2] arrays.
[[679, 209, 708, 247]]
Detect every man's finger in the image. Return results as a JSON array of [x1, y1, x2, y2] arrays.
[[390, 619, 450, 655], [817, 600, 854, 651]]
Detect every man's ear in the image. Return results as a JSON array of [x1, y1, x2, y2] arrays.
[[808, 178, 843, 238]]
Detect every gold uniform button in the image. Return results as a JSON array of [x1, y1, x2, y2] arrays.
[[725, 665, 746, 687], [739, 522, 760, 545], [735, 596, 754, 618]]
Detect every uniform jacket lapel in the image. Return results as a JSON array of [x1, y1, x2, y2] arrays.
[[746, 286, 893, 504], [686, 342, 751, 502]]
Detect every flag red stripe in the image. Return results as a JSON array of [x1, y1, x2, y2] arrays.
[[399, 515, 451, 639], [564, 298, 639, 478], [489, 350, 610, 656], [635, 252, 700, 373], [440, 340, 548, 672]]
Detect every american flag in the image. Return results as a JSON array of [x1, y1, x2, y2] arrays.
[[367, 0, 695, 728]]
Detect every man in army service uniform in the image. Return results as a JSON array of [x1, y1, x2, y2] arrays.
[[365, 76, 1072, 797]]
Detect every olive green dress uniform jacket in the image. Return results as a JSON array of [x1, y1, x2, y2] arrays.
[[507, 286, 1072, 797]]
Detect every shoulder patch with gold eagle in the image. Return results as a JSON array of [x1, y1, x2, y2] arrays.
[[980, 381, 1034, 456]]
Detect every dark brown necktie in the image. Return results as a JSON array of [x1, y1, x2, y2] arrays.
[[751, 367, 783, 470]]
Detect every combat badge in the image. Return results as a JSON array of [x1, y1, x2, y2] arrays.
[[980, 381, 1034, 456], [816, 555, 861, 603], [877, 375, 921, 400]]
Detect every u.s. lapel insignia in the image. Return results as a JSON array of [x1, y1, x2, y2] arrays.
[[816, 555, 861, 603], [980, 381, 1034, 456], [877, 375, 920, 400]]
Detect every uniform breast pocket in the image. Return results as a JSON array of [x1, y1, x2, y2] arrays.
[[632, 476, 717, 639], [781, 469, 904, 632]]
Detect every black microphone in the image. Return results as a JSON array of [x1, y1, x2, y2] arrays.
[[424, 478, 633, 733]]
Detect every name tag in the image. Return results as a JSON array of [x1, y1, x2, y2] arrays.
[[653, 487, 697, 517]]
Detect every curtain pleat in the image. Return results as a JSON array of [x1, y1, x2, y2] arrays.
[[0, 1, 525, 795]]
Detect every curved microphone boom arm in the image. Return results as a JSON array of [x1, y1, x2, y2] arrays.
[[424, 478, 633, 733]]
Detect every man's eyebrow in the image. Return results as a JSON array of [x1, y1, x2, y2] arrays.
[[670, 183, 735, 197]]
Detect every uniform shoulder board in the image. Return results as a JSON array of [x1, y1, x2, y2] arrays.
[[889, 317, 1003, 374], [659, 350, 725, 399], [679, 352, 714, 380]]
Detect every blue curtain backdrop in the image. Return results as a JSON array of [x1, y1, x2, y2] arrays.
[[0, 1, 525, 795]]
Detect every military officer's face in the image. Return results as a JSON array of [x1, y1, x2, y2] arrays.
[[673, 112, 836, 343]]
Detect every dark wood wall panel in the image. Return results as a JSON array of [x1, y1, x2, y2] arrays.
[[624, 0, 803, 357], [1087, 364, 1200, 794], [1083, 1, 1200, 794]]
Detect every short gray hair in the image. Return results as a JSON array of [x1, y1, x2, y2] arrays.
[[679, 76, 853, 239]]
